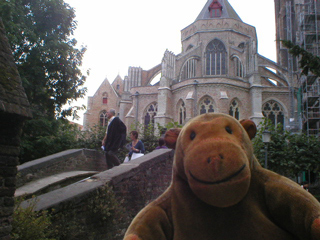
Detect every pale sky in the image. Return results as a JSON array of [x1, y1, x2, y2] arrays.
[[64, 0, 276, 124]]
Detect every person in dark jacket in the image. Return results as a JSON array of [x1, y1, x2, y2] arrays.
[[102, 109, 127, 169]]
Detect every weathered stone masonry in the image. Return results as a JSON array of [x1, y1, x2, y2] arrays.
[[19, 149, 174, 240], [0, 18, 32, 240], [16, 149, 107, 188]]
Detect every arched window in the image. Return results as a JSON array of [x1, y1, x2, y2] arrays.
[[178, 101, 186, 125], [205, 39, 227, 76], [262, 100, 285, 127], [199, 97, 215, 115], [144, 103, 158, 128], [232, 56, 244, 78], [229, 99, 240, 120], [181, 58, 197, 81], [99, 110, 108, 127]]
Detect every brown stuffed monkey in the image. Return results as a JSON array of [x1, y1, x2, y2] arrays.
[[124, 113, 320, 240]]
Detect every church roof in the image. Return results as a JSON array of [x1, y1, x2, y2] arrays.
[[195, 0, 242, 22]]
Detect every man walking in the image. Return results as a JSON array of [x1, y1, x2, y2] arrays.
[[102, 109, 127, 169]]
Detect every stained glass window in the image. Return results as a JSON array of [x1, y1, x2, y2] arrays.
[[205, 39, 227, 76]]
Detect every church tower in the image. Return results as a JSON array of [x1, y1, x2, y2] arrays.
[[85, 0, 295, 134], [156, 0, 267, 126]]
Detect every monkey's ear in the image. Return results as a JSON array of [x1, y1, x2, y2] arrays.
[[239, 119, 257, 140], [164, 128, 182, 149]]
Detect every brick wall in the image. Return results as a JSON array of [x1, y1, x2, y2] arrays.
[[0, 17, 32, 240], [0, 114, 25, 240]]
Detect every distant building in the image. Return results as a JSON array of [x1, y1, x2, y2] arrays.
[[84, 0, 296, 132]]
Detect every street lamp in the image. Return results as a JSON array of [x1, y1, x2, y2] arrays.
[[262, 130, 271, 169]]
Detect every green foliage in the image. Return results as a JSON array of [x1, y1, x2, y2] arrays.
[[11, 198, 55, 240], [50, 185, 125, 240], [287, 133, 320, 175], [20, 117, 79, 163], [12, 185, 126, 240], [50, 203, 86, 240], [0, 0, 89, 163], [0, 0, 88, 118], [87, 185, 124, 225], [20, 119, 108, 163], [253, 119, 290, 175], [75, 124, 107, 150], [253, 118, 320, 179], [281, 40, 320, 77]]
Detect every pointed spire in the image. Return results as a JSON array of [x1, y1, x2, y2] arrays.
[[195, 0, 242, 22]]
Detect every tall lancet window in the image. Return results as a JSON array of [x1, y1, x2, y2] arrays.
[[229, 99, 240, 120], [99, 110, 108, 127], [205, 39, 227, 76], [181, 58, 197, 81], [232, 56, 244, 78], [144, 103, 158, 128], [209, 0, 222, 18], [178, 101, 186, 125]]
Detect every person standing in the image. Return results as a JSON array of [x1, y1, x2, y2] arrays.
[[102, 109, 126, 169], [155, 137, 168, 150], [128, 131, 145, 160]]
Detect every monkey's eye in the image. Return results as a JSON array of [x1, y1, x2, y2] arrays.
[[225, 126, 232, 134], [190, 131, 196, 140]]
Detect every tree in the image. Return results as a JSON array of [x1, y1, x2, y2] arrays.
[[0, 0, 88, 162], [286, 133, 320, 178], [281, 40, 320, 77], [0, 0, 87, 118], [253, 119, 292, 176], [19, 118, 80, 162], [253, 119, 320, 181]]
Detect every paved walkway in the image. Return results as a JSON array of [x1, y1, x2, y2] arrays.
[[15, 171, 98, 198]]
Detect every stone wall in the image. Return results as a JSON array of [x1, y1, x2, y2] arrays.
[[16, 149, 107, 188], [20, 149, 174, 240], [0, 17, 32, 240]]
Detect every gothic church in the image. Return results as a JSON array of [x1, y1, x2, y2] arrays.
[[83, 0, 297, 131]]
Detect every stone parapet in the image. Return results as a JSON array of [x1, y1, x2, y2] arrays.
[[17, 149, 107, 188], [20, 149, 174, 240]]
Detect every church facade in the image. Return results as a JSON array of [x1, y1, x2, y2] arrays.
[[83, 0, 298, 132]]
